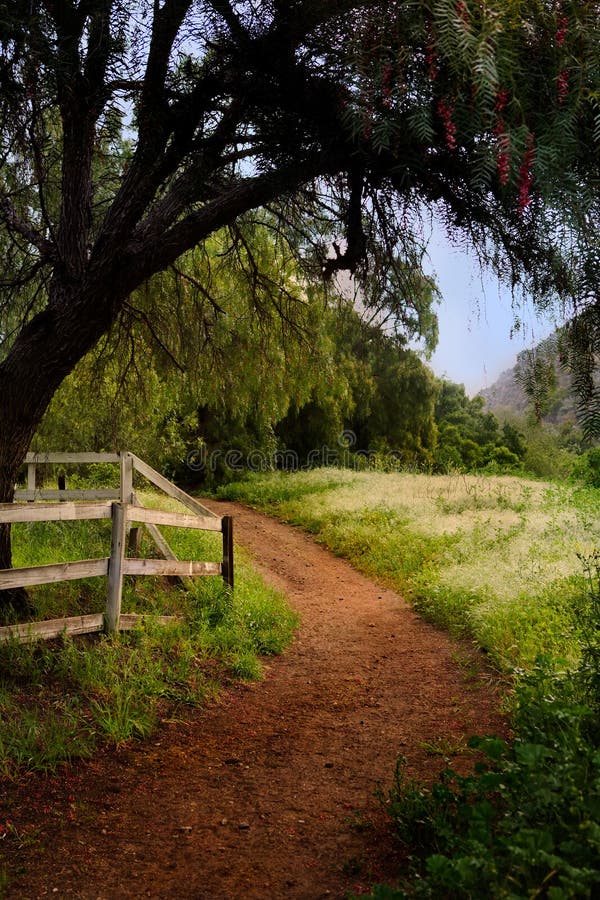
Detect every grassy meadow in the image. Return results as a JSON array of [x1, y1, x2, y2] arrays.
[[220, 469, 600, 671]]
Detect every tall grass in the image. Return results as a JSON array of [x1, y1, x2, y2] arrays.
[[0, 491, 297, 777], [220, 470, 600, 670]]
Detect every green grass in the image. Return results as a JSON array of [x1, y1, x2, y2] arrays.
[[219, 470, 600, 670], [0, 491, 297, 777]]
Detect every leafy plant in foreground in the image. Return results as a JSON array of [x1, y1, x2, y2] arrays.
[[372, 558, 600, 900], [376, 674, 600, 898], [571, 551, 600, 748]]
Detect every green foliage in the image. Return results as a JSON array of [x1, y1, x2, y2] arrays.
[[506, 327, 600, 441], [33, 223, 338, 477], [217, 470, 351, 507], [559, 308, 600, 441], [374, 630, 600, 899], [34, 240, 441, 483], [378, 710, 600, 896], [574, 551, 600, 733], [522, 426, 577, 481], [0, 696, 94, 778], [515, 343, 559, 424], [1, 1, 600, 606], [572, 448, 600, 489], [277, 311, 439, 469], [433, 380, 525, 474]]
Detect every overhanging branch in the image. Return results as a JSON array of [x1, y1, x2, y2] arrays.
[[0, 198, 56, 263], [124, 156, 335, 290]]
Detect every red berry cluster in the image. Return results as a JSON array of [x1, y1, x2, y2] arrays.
[[557, 68, 569, 104], [495, 87, 509, 115], [437, 98, 457, 151], [493, 88, 511, 184], [555, 15, 568, 47], [456, 0, 470, 24], [517, 135, 535, 213]]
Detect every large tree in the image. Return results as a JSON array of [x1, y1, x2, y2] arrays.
[[0, 0, 599, 608]]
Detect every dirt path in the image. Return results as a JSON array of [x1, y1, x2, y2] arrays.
[[2, 502, 506, 899]]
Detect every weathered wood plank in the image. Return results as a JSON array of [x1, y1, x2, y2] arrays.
[[106, 502, 126, 633], [126, 506, 222, 532], [27, 463, 36, 500], [118, 613, 182, 631], [130, 493, 180, 560], [0, 558, 109, 590], [143, 522, 195, 591], [120, 452, 134, 503], [0, 614, 104, 644], [123, 558, 222, 577], [0, 501, 113, 524], [24, 452, 120, 464], [14, 489, 120, 501], [129, 454, 217, 519]]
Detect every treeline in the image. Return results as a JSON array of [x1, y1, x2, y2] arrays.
[[31, 224, 595, 486]]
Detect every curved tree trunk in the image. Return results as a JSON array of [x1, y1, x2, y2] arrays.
[[0, 276, 122, 618]]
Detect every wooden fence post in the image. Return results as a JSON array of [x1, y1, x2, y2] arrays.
[[222, 515, 234, 590], [27, 462, 36, 502], [120, 452, 134, 503], [127, 526, 141, 557], [106, 502, 127, 633]]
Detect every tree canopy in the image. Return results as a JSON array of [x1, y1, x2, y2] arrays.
[[0, 0, 599, 590]]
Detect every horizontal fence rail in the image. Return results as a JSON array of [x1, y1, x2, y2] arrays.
[[0, 501, 113, 523], [0, 451, 233, 644]]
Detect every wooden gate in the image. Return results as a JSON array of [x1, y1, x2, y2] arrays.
[[0, 451, 233, 643]]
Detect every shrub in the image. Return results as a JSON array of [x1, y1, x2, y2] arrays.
[[572, 448, 600, 488]]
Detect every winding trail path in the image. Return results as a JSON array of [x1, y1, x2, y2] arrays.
[[2, 502, 506, 899]]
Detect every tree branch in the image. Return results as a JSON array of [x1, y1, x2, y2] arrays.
[[0, 198, 56, 262], [207, 0, 248, 44], [322, 166, 366, 276], [123, 157, 335, 290], [83, 0, 115, 109], [137, 0, 193, 147]]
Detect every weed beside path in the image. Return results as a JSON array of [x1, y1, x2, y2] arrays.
[[0, 501, 506, 899]]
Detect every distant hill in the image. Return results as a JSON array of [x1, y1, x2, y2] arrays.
[[479, 335, 578, 426], [479, 365, 530, 414]]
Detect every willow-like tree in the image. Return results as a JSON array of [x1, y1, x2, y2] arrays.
[[0, 1, 599, 611]]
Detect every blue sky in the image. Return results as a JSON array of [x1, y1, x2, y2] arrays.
[[423, 231, 561, 397]]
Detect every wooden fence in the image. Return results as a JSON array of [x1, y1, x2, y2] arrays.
[[0, 451, 233, 643]]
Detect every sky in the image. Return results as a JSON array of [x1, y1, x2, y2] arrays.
[[422, 230, 561, 397]]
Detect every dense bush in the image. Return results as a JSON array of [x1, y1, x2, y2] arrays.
[[572, 448, 600, 489]]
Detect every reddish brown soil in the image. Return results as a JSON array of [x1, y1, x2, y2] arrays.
[[1, 502, 507, 899]]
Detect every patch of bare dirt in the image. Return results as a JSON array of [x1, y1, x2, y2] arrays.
[[1, 502, 507, 898]]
